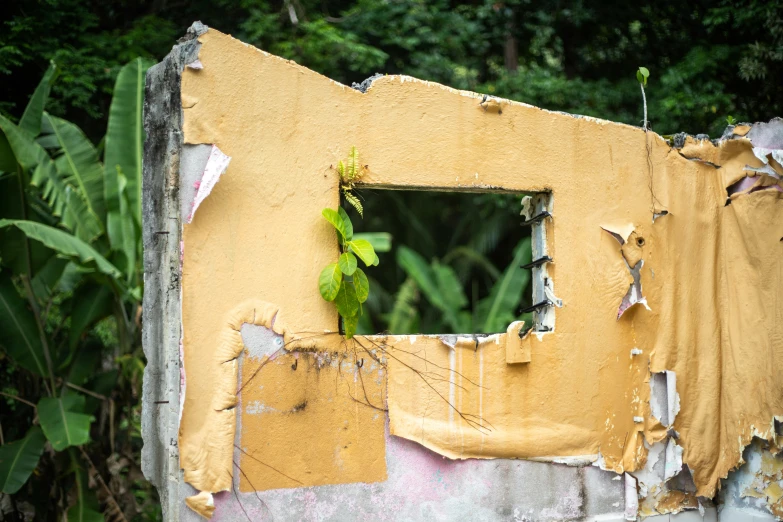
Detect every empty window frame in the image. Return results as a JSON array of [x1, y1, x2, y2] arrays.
[[342, 189, 557, 336]]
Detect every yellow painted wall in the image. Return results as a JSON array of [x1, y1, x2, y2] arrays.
[[176, 28, 783, 514]]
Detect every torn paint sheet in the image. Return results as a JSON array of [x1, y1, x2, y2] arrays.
[[601, 224, 636, 245], [180, 300, 288, 497], [187, 145, 231, 224], [185, 491, 215, 519], [744, 164, 782, 180], [187, 59, 204, 70]]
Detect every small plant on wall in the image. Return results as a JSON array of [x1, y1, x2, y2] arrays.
[[335, 146, 366, 217], [319, 206, 379, 338]]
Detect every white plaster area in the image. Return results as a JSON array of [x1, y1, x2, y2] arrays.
[[240, 324, 284, 361], [179, 144, 212, 221], [718, 439, 782, 522], [181, 423, 629, 521]]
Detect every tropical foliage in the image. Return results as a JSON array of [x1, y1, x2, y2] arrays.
[[1, 0, 782, 519], [0, 59, 156, 520], [350, 191, 533, 335], [3, 0, 782, 139]]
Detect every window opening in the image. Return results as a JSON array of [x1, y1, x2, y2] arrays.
[[341, 189, 555, 336]]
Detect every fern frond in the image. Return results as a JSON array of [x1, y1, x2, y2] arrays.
[[337, 160, 346, 181], [344, 189, 364, 217], [349, 146, 360, 180]]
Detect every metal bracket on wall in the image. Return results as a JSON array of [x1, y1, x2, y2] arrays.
[[521, 255, 553, 270], [521, 210, 551, 227]]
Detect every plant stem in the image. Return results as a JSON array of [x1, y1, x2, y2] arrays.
[[15, 164, 56, 395], [21, 274, 56, 395], [63, 381, 109, 401], [0, 391, 37, 408], [640, 83, 648, 131]]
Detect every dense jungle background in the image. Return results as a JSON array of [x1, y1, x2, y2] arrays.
[[1, 0, 782, 519]]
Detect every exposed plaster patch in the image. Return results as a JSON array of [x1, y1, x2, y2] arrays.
[[650, 371, 679, 427], [617, 260, 650, 319], [664, 438, 684, 482], [240, 323, 284, 361], [624, 474, 638, 520], [752, 148, 783, 167], [187, 145, 231, 224], [180, 144, 213, 221], [721, 438, 783, 520]]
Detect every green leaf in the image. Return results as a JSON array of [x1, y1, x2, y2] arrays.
[[338, 252, 357, 275], [396, 246, 445, 310], [347, 239, 376, 266], [38, 395, 93, 450], [318, 263, 342, 301], [32, 158, 103, 242], [343, 313, 359, 339], [322, 208, 350, 242], [0, 114, 48, 170], [353, 268, 370, 303], [115, 171, 138, 283], [444, 246, 501, 280], [0, 132, 16, 173], [0, 273, 47, 377], [353, 232, 392, 253], [337, 206, 353, 241], [67, 459, 103, 522], [69, 284, 113, 350], [432, 261, 468, 309], [43, 113, 106, 224], [637, 66, 649, 85], [335, 282, 359, 318], [19, 62, 57, 138], [476, 238, 532, 333], [105, 58, 152, 251], [387, 278, 419, 334], [0, 220, 123, 282], [0, 426, 45, 494], [31, 256, 68, 301], [432, 260, 469, 331]]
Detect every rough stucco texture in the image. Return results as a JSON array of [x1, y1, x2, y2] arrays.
[[176, 27, 783, 515]]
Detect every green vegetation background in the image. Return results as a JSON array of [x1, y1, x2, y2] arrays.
[[1, 0, 781, 520]]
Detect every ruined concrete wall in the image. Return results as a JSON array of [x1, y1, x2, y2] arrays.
[[142, 23, 783, 521]]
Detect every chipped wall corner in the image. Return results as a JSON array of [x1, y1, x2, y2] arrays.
[[141, 21, 783, 522]]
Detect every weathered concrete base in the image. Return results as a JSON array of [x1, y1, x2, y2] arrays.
[[141, 21, 207, 522]]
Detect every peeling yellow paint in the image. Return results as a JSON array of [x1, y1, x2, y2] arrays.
[[184, 491, 215, 519], [176, 27, 783, 512]]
